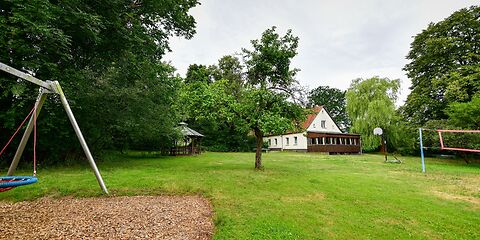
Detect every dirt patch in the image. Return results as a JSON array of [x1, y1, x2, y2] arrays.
[[280, 192, 325, 203], [432, 190, 480, 206], [0, 195, 214, 239]]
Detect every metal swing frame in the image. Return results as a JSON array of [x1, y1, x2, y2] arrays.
[[0, 62, 108, 194]]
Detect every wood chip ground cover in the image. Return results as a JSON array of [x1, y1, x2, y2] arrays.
[[0, 196, 214, 239]]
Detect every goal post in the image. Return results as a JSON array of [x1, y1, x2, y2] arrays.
[[437, 129, 480, 153], [419, 128, 480, 172]]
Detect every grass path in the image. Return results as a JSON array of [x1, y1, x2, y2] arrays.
[[1, 152, 479, 239]]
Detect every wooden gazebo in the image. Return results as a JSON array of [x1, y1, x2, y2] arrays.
[[170, 122, 204, 156]]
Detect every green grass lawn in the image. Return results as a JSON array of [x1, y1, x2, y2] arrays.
[[1, 152, 479, 239]]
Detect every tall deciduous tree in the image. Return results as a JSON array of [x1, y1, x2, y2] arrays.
[[242, 27, 305, 169], [185, 64, 217, 84], [216, 55, 244, 97], [346, 77, 401, 151], [0, 0, 199, 163], [402, 5, 480, 125], [178, 56, 253, 152], [308, 86, 350, 132], [179, 28, 306, 169]]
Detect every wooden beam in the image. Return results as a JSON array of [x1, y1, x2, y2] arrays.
[[0, 62, 51, 90]]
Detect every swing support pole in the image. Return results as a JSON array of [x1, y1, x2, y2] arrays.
[[0, 62, 108, 194], [51, 81, 108, 194]]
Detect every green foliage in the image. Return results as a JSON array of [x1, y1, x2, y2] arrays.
[[185, 64, 217, 84], [241, 27, 305, 168], [216, 55, 244, 97], [346, 77, 403, 151], [179, 27, 305, 168], [0, 0, 199, 164], [421, 119, 480, 155], [308, 86, 350, 131], [243, 27, 300, 90], [177, 77, 255, 152], [420, 96, 480, 154], [178, 55, 253, 152], [403, 6, 480, 124], [446, 95, 480, 129]]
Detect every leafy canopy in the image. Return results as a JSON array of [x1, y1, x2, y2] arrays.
[[177, 56, 253, 152], [308, 86, 350, 132], [446, 95, 480, 129], [0, 0, 199, 163], [242, 27, 305, 168], [179, 27, 305, 169], [402, 5, 480, 124], [346, 77, 401, 151]]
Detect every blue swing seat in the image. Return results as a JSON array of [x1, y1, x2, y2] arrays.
[[0, 176, 38, 189]]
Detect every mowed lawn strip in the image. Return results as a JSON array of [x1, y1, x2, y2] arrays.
[[1, 152, 479, 239]]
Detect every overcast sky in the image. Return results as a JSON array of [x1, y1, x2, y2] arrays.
[[164, 0, 479, 104]]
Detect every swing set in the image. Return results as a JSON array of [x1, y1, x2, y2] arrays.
[[0, 62, 108, 194], [419, 128, 480, 173]]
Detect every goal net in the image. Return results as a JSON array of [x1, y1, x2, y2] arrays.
[[437, 130, 480, 153]]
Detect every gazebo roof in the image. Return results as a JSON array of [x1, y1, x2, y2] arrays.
[[179, 122, 204, 137]]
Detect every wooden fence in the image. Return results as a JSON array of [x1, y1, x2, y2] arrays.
[[170, 146, 201, 156]]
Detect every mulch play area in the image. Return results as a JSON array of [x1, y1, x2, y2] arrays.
[[0, 196, 214, 239]]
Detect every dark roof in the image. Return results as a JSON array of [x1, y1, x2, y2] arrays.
[[179, 122, 204, 137]]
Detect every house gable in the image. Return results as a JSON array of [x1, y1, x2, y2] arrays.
[[306, 107, 342, 133]]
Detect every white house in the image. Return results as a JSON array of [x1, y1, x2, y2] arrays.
[[263, 106, 361, 154]]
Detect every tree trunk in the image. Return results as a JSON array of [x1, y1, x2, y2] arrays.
[[254, 128, 263, 169]]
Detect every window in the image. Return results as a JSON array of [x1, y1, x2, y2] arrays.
[[294, 136, 298, 145], [313, 124, 316, 128], [268, 139, 271, 146], [312, 138, 317, 145], [321, 120, 326, 129], [286, 137, 290, 145], [275, 138, 278, 145]]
